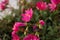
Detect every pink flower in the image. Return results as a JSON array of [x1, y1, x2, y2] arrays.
[[48, 2, 57, 11], [36, 1, 47, 10], [0, 0, 8, 10], [0, 3, 5, 10], [12, 22, 26, 40], [23, 34, 40, 40], [12, 33, 20, 40], [39, 20, 45, 26], [21, 8, 33, 22], [12, 22, 26, 32], [51, 0, 60, 4]]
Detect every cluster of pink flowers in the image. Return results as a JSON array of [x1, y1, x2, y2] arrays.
[[36, 0, 60, 11], [12, 7, 45, 40], [12, 0, 60, 39], [21, 8, 33, 22], [12, 22, 41, 40], [0, 0, 8, 10]]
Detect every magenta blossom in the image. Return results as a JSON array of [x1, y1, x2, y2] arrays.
[[12, 22, 26, 32], [39, 20, 45, 26], [48, 2, 57, 11], [51, 0, 60, 4], [23, 34, 40, 40], [12, 32, 20, 40], [36, 1, 47, 10], [0, 3, 5, 10], [21, 8, 33, 22], [0, 0, 8, 10], [12, 22, 26, 40]]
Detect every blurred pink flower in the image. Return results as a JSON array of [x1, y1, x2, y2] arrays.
[[0, 0, 8, 10], [51, 0, 60, 4], [23, 34, 40, 40], [21, 8, 33, 22], [12, 22, 26, 40], [12, 33, 20, 40], [0, 3, 5, 10], [48, 2, 57, 11], [36, 1, 47, 10], [39, 20, 45, 26], [12, 22, 26, 32]]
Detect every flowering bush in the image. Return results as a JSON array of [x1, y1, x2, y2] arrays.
[[0, 0, 60, 40]]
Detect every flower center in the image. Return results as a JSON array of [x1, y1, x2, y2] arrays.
[[26, 14, 30, 17]]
